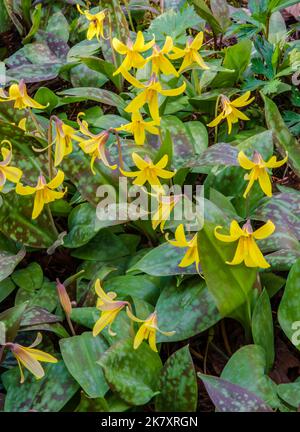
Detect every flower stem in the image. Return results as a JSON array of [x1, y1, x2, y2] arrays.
[[214, 95, 221, 144]]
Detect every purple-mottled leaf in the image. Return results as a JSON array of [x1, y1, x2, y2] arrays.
[[7, 63, 60, 83], [0, 302, 28, 342], [57, 87, 126, 110], [252, 192, 300, 240], [20, 307, 61, 327], [0, 248, 25, 283], [199, 374, 273, 412], [188, 143, 239, 168], [266, 249, 300, 271], [36, 31, 69, 60]]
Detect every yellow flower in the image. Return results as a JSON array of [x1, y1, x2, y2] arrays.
[[207, 91, 255, 134], [238, 150, 288, 198], [146, 36, 178, 76], [93, 279, 129, 337], [151, 191, 181, 232], [0, 80, 46, 110], [77, 5, 106, 41], [168, 32, 209, 73], [126, 308, 175, 352], [120, 152, 174, 190], [0, 140, 22, 191], [53, 117, 81, 167], [77, 114, 117, 174], [116, 111, 159, 145], [18, 118, 27, 131], [167, 223, 200, 272], [112, 31, 155, 75], [215, 219, 275, 269], [16, 170, 66, 220], [122, 69, 186, 123], [5, 333, 57, 383]]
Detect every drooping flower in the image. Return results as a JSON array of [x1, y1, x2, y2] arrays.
[[126, 308, 175, 352], [16, 170, 66, 219], [120, 152, 174, 190], [77, 114, 117, 174], [238, 150, 288, 198], [146, 36, 178, 76], [0, 80, 46, 110], [167, 223, 200, 271], [5, 333, 57, 383], [93, 279, 129, 337], [151, 191, 182, 232], [112, 31, 155, 75], [52, 117, 81, 167], [122, 69, 186, 123], [77, 5, 106, 41], [0, 140, 22, 191], [116, 111, 159, 145], [168, 32, 209, 73], [214, 219, 275, 268], [207, 91, 255, 134]]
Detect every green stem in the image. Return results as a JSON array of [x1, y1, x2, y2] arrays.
[[214, 95, 221, 144], [46, 204, 58, 237], [123, 0, 135, 32], [27, 108, 44, 137]]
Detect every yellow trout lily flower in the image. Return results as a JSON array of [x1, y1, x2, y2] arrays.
[[151, 192, 181, 232], [113, 31, 155, 75], [169, 32, 209, 73], [215, 219, 275, 269], [207, 91, 255, 134], [167, 223, 200, 272], [77, 5, 106, 41], [77, 114, 117, 174], [0, 80, 46, 110], [52, 117, 81, 167], [238, 150, 288, 198], [146, 36, 178, 76], [16, 170, 66, 220], [0, 140, 22, 191], [126, 308, 175, 352], [122, 69, 186, 123], [120, 152, 174, 190], [116, 111, 159, 145], [5, 333, 57, 383], [93, 279, 129, 337]]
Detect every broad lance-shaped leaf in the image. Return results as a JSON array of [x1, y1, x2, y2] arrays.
[[2, 358, 79, 412], [155, 345, 198, 412], [199, 374, 273, 412], [221, 345, 281, 409], [58, 87, 126, 111], [0, 302, 28, 342], [278, 259, 300, 350], [277, 380, 300, 410], [262, 93, 300, 176], [60, 332, 109, 398], [11, 262, 43, 291], [156, 279, 220, 343], [252, 289, 275, 372], [15, 280, 58, 313], [188, 143, 239, 168], [197, 222, 257, 316], [20, 307, 61, 327], [0, 194, 57, 248], [0, 248, 25, 283], [98, 339, 162, 406]]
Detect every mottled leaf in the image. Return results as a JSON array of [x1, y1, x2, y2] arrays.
[[0, 248, 25, 283], [20, 307, 61, 327], [155, 345, 198, 412], [11, 262, 43, 291], [60, 332, 109, 398], [99, 339, 162, 405]]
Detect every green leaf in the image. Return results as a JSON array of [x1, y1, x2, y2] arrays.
[[34, 87, 59, 113], [81, 56, 122, 90], [58, 87, 126, 112], [198, 222, 257, 316], [199, 373, 273, 412], [11, 262, 43, 291], [70, 307, 98, 329], [23, 4, 42, 44], [46, 11, 69, 42], [262, 94, 300, 176], [277, 380, 300, 409], [60, 332, 109, 398], [70, 64, 108, 88], [0, 248, 25, 283], [221, 345, 280, 408], [252, 289, 275, 371], [15, 279, 58, 312], [0, 278, 15, 303], [278, 259, 300, 350], [99, 339, 162, 405], [212, 39, 252, 87], [191, 0, 222, 34], [0, 302, 28, 342], [20, 306, 61, 327], [2, 359, 79, 412], [155, 345, 198, 412], [156, 279, 220, 342]]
